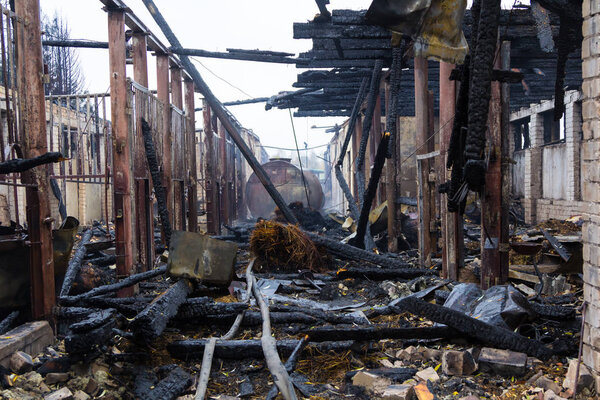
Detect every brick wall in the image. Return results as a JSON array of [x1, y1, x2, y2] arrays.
[[582, 0, 600, 384]]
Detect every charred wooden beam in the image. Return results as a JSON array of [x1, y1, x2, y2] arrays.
[[59, 265, 167, 305], [141, 118, 172, 246], [80, 296, 146, 317], [172, 47, 303, 64], [336, 266, 435, 281], [306, 232, 411, 269], [42, 39, 110, 49], [64, 318, 117, 355], [168, 339, 354, 360], [59, 229, 93, 297], [0, 152, 63, 174], [270, 304, 367, 325], [129, 279, 192, 342], [175, 298, 248, 320], [393, 296, 554, 360], [450, 68, 524, 83], [140, 366, 192, 400], [305, 325, 458, 342], [69, 309, 116, 333]]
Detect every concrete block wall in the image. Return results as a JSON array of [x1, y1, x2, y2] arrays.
[[582, 0, 600, 384]]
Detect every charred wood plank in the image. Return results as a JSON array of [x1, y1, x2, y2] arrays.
[[0, 152, 63, 174], [60, 229, 93, 297], [175, 298, 248, 320], [336, 266, 435, 281], [450, 67, 524, 83], [168, 339, 354, 360], [172, 47, 302, 64], [85, 255, 117, 267], [393, 297, 554, 360], [69, 309, 116, 333], [305, 325, 458, 342], [143, 366, 192, 400], [64, 318, 117, 355], [130, 279, 192, 342], [59, 265, 167, 305], [270, 304, 367, 325], [80, 297, 145, 318]]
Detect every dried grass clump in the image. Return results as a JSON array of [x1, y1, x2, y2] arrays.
[[249, 220, 323, 271]]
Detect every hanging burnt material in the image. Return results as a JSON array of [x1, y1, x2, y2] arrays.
[[443, 0, 481, 213], [141, 118, 172, 246], [386, 45, 405, 159], [533, 0, 582, 120], [463, 0, 501, 192]]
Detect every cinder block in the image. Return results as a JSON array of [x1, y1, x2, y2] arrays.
[[0, 321, 54, 368]]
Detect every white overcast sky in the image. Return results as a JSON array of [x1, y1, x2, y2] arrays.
[[41, 0, 524, 157]]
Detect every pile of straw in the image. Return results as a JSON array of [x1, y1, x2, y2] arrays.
[[249, 220, 323, 271]]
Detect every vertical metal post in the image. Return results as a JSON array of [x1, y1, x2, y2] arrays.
[[170, 66, 185, 230], [15, 0, 56, 319], [156, 53, 172, 241], [414, 56, 432, 267], [184, 79, 198, 232], [480, 41, 510, 289], [107, 8, 133, 296], [439, 62, 460, 280], [132, 31, 153, 271]]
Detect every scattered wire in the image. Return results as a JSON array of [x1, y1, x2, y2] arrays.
[[260, 143, 328, 152], [190, 56, 254, 98]]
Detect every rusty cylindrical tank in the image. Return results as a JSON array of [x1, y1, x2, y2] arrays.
[[245, 158, 324, 218]]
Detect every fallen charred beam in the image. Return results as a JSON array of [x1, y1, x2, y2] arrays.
[[84, 239, 114, 252], [270, 304, 367, 325], [305, 325, 458, 342], [393, 297, 554, 360], [0, 152, 63, 174], [141, 366, 192, 400], [171, 47, 303, 64], [529, 302, 576, 320], [59, 265, 167, 305], [141, 119, 172, 245], [175, 298, 248, 320], [85, 255, 117, 267], [60, 229, 93, 297], [0, 311, 19, 334], [335, 266, 436, 281], [69, 309, 116, 333], [64, 318, 117, 355], [168, 339, 354, 360], [80, 297, 143, 318], [306, 232, 411, 268], [54, 307, 95, 320], [130, 279, 192, 342]]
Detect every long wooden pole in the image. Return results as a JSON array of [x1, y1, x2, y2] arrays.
[[107, 9, 133, 296], [140, 0, 299, 225], [414, 56, 432, 267], [16, 0, 56, 319], [171, 66, 185, 231], [480, 41, 509, 289], [439, 62, 459, 281], [156, 53, 172, 241], [184, 79, 198, 232], [132, 31, 153, 271]]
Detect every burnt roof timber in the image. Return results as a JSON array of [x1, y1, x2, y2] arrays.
[[99, 0, 191, 80]]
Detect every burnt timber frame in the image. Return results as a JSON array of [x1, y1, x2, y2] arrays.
[[16, 0, 56, 319]]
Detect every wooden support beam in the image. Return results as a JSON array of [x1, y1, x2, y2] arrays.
[[16, 0, 56, 319], [108, 9, 133, 296], [414, 56, 432, 267], [203, 102, 219, 235], [480, 42, 510, 289], [156, 53, 173, 240], [170, 66, 185, 231], [184, 79, 198, 232], [218, 120, 230, 226], [132, 31, 153, 272], [439, 62, 461, 281]]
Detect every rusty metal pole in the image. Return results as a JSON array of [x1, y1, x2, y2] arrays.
[[107, 8, 133, 296], [170, 66, 184, 231], [439, 62, 459, 280], [15, 0, 56, 319], [480, 41, 510, 289], [156, 53, 172, 241], [184, 79, 198, 232], [414, 56, 432, 267], [132, 31, 153, 271]]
